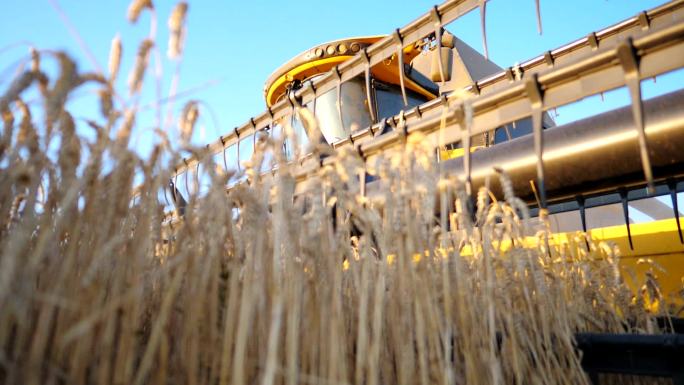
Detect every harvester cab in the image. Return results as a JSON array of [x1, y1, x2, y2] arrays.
[[263, 31, 553, 151]]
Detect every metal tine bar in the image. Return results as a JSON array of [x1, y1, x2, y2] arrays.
[[617, 38, 655, 194], [394, 29, 409, 107], [668, 179, 683, 244], [525, 73, 547, 209], [619, 188, 634, 250], [363, 49, 376, 124], [479, 0, 489, 59], [535, 0, 543, 35], [430, 6, 446, 84]]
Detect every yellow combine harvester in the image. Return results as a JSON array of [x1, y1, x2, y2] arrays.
[[260, 30, 683, 304], [160, 1, 684, 301], [160, 2, 684, 300]]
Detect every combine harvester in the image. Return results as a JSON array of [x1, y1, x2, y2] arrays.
[[165, 1, 684, 382]]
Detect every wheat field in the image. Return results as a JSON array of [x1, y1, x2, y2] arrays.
[[0, 1, 674, 385]]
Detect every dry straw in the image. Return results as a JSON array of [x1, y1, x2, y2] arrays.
[[0, 2, 676, 385], [167, 2, 188, 59], [128, 39, 153, 95], [127, 0, 154, 23], [179, 99, 199, 143], [108, 34, 122, 83]]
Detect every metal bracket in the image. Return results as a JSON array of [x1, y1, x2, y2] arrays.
[[430, 6, 446, 84], [393, 29, 408, 107], [505, 67, 515, 82], [544, 51, 554, 66], [372, 118, 387, 137], [587, 32, 599, 50], [617, 37, 655, 193], [470, 82, 481, 95], [525, 73, 547, 209], [637, 11, 650, 30], [397, 110, 408, 138]]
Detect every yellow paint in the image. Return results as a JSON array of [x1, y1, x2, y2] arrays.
[[348, 218, 683, 306], [439, 145, 483, 161], [265, 41, 436, 107]]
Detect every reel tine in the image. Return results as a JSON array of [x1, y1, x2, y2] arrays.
[[162, 178, 172, 207], [430, 6, 446, 85], [479, 0, 489, 59], [535, 0, 543, 35], [667, 179, 683, 244], [251, 118, 257, 150], [393, 29, 408, 107], [463, 102, 473, 198], [195, 162, 200, 195], [362, 48, 376, 124], [617, 38, 655, 194], [219, 136, 229, 173], [525, 74, 547, 209], [222, 146, 229, 175], [334, 65, 345, 129], [576, 195, 587, 233], [184, 160, 191, 198], [234, 127, 242, 172], [619, 188, 634, 250], [576, 194, 590, 250]]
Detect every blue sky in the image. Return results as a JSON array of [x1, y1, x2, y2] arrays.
[[1, 0, 681, 155]]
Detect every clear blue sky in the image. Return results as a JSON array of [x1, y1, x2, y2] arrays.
[[1, 0, 682, 155]]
